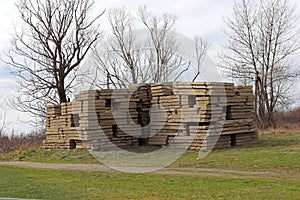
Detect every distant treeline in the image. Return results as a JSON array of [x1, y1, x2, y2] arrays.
[[0, 131, 44, 153], [275, 107, 300, 124]]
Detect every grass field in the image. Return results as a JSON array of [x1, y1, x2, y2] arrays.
[[1, 133, 299, 173], [0, 165, 299, 199], [176, 133, 300, 174], [0, 133, 299, 199]]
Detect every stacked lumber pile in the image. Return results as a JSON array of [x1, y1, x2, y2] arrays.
[[147, 83, 182, 146], [43, 103, 83, 149], [222, 86, 258, 146], [76, 89, 140, 150], [44, 89, 141, 150], [43, 82, 258, 151], [144, 82, 258, 150], [159, 82, 230, 150], [130, 84, 151, 141]]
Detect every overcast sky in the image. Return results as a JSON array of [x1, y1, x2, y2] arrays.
[[0, 0, 299, 132]]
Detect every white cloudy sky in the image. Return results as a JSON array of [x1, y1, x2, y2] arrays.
[[0, 0, 300, 132]]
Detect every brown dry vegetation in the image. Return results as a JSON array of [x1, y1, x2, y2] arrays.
[[0, 131, 44, 153], [260, 107, 300, 135], [259, 122, 300, 135]]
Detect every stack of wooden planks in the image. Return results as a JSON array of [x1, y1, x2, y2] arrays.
[[147, 83, 182, 146], [43, 82, 258, 151], [166, 82, 230, 150], [43, 103, 83, 149], [44, 89, 141, 150]]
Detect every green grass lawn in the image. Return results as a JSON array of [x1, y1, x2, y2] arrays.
[[0, 165, 299, 200], [175, 133, 300, 174], [0, 148, 100, 164], [1, 133, 300, 173], [0, 133, 299, 199], [0, 133, 300, 199]]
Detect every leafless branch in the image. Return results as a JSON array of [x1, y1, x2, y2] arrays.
[[3, 0, 104, 119], [90, 6, 209, 89], [220, 0, 300, 128]]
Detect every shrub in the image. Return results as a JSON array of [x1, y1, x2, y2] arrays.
[[0, 130, 45, 153]]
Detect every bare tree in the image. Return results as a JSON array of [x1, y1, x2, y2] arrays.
[[92, 7, 144, 89], [90, 7, 208, 89], [138, 6, 184, 83], [221, 0, 299, 129], [192, 36, 209, 82], [4, 0, 104, 117], [0, 97, 8, 137]]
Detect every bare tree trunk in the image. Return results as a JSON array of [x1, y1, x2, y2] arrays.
[[192, 36, 209, 82], [90, 7, 209, 88], [221, 0, 300, 129], [4, 0, 104, 118]]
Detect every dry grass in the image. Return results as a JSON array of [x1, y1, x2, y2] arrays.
[[259, 121, 300, 135], [0, 131, 45, 153]]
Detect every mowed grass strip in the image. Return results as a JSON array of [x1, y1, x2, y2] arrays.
[[0, 165, 299, 200], [175, 133, 300, 174], [0, 148, 100, 164], [1, 133, 300, 174]]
